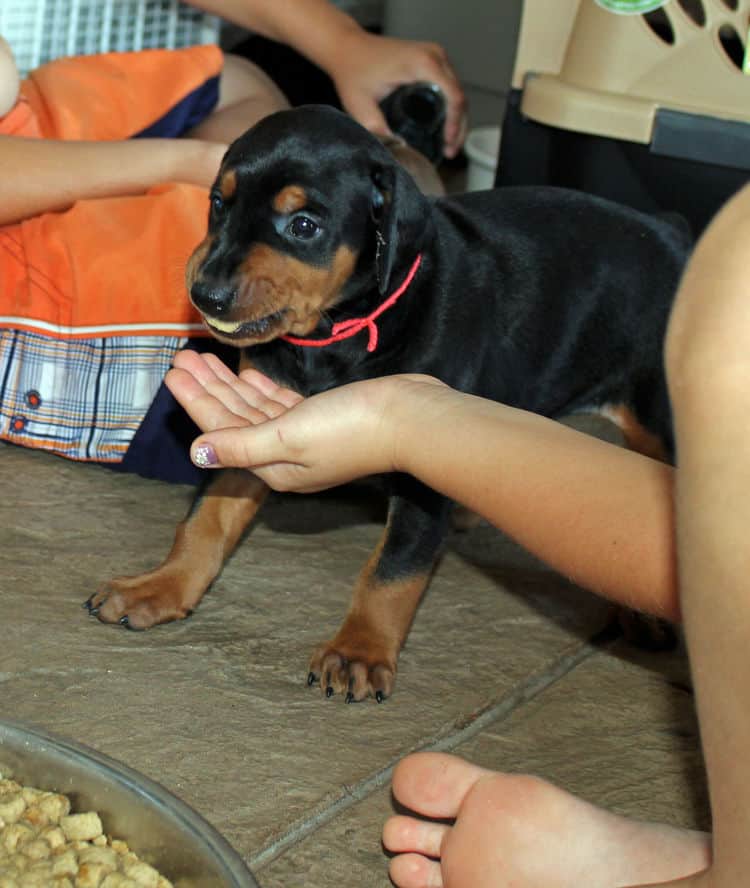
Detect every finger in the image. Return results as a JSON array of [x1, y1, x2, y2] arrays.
[[171, 348, 219, 381], [201, 350, 243, 384], [341, 91, 393, 139], [197, 375, 276, 426], [172, 349, 245, 398], [190, 422, 298, 472], [212, 373, 296, 421], [165, 368, 251, 433], [172, 353, 295, 423], [439, 81, 468, 159], [238, 367, 304, 410], [417, 49, 466, 159]]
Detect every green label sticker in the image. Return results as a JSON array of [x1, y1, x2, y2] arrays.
[[595, 0, 670, 13]]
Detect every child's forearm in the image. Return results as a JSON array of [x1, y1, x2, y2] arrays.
[[0, 136, 224, 225], [187, 0, 362, 69], [396, 393, 679, 620]]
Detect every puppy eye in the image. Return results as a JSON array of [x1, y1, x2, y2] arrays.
[[288, 215, 320, 240], [210, 192, 224, 214]]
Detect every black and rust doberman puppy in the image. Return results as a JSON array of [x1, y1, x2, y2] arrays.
[[89, 105, 691, 702]]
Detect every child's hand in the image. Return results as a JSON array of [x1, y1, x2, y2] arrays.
[[326, 31, 467, 159], [166, 350, 448, 493]]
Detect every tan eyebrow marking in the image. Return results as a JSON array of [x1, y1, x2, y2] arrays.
[[272, 185, 308, 215], [220, 169, 237, 199]]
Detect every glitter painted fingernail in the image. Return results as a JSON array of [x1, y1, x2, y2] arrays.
[[193, 443, 218, 467]]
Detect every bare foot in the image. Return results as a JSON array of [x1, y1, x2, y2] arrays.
[[382, 752, 711, 888]]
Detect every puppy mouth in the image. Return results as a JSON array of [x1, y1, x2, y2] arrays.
[[203, 309, 287, 342]]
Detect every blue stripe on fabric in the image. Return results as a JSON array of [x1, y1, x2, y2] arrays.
[[133, 74, 221, 139], [118, 338, 238, 485]]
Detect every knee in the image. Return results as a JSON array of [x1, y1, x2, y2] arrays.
[[218, 53, 290, 111], [0, 37, 20, 117], [665, 185, 750, 408]]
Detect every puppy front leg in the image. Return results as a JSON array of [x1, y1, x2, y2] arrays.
[[309, 477, 451, 703], [87, 470, 267, 629]]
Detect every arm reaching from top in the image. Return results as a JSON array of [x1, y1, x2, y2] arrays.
[[166, 349, 679, 621], [187, 0, 467, 157]]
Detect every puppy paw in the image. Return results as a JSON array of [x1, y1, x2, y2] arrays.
[[84, 571, 197, 630], [308, 636, 397, 703]]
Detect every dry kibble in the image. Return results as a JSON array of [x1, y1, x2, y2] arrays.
[[39, 792, 71, 821], [76, 860, 112, 887], [41, 824, 66, 849], [20, 787, 43, 805], [123, 860, 160, 887], [61, 811, 103, 842], [1, 823, 34, 852], [52, 848, 79, 877], [0, 781, 21, 797], [101, 876, 138, 888], [0, 775, 173, 888], [79, 845, 118, 869], [20, 838, 49, 860], [0, 796, 24, 825]]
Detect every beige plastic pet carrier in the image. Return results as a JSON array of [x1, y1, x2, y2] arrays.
[[512, 0, 750, 167], [1, 0, 220, 77]]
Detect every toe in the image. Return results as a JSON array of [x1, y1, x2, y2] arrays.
[[382, 815, 447, 859], [392, 752, 491, 819], [389, 852, 443, 888], [346, 662, 370, 702]]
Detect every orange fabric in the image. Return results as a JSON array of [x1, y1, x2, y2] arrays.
[[20, 45, 222, 140], [0, 47, 223, 339]]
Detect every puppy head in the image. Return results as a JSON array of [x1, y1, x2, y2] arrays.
[[186, 105, 429, 347]]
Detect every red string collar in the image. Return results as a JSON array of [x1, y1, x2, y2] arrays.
[[281, 253, 422, 353]]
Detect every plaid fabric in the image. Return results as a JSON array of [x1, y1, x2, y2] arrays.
[[0, 330, 184, 462]]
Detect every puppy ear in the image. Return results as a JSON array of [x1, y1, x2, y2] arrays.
[[370, 162, 427, 295]]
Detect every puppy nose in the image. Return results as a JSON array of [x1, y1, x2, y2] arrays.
[[190, 280, 236, 316]]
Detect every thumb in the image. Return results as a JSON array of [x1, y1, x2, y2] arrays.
[[191, 424, 283, 470], [340, 92, 392, 140]]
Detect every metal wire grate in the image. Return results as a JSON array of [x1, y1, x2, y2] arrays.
[[1, 0, 220, 76]]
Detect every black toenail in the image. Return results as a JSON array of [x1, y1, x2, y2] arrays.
[[307, 672, 316, 686], [375, 691, 385, 703], [326, 686, 333, 698], [345, 692, 354, 704], [89, 607, 100, 617], [119, 615, 132, 629]]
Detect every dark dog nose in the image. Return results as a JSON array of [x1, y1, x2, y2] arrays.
[[190, 280, 237, 316]]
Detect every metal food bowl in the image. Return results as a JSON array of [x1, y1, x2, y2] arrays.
[[0, 719, 259, 888]]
